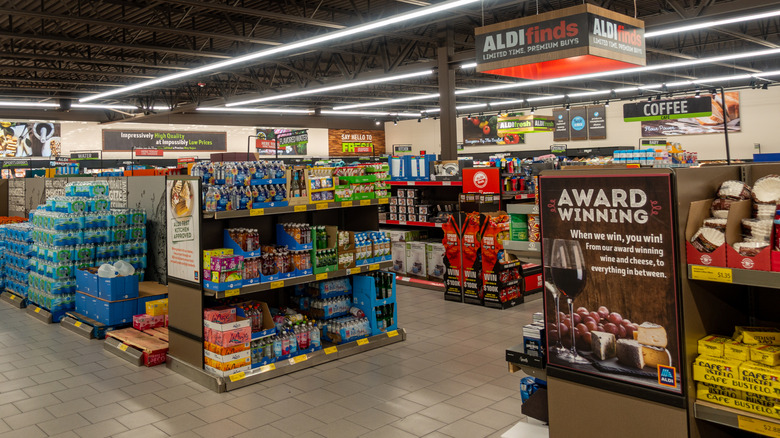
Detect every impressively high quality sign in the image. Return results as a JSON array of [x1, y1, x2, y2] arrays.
[[623, 97, 712, 122], [475, 4, 645, 80], [540, 172, 682, 396], [496, 115, 554, 135], [103, 130, 226, 152]]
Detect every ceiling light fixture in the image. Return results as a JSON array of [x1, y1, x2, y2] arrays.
[[333, 93, 439, 110], [0, 101, 58, 108], [320, 110, 421, 118], [459, 62, 478, 69], [80, 0, 480, 103], [196, 107, 313, 114], [226, 69, 434, 107], [645, 9, 780, 38]]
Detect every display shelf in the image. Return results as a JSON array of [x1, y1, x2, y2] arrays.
[[204, 197, 389, 220], [104, 336, 145, 367], [61, 311, 130, 340], [506, 203, 539, 215], [503, 240, 541, 252], [687, 265, 780, 288], [25, 304, 67, 324], [395, 275, 445, 291], [694, 400, 780, 436], [388, 180, 462, 186], [168, 328, 407, 393], [503, 192, 535, 200], [379, 219, 443, 228], [204, 261, 392, 298]]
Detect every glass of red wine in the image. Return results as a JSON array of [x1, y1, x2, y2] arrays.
[[543, 238, 565, 356], [550, 239, 589, 364]]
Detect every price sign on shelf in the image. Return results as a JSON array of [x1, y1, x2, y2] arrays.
[[229, 372, 246, 382], [360, 199, 371, 206], [34, 307, 41, 313], [690, 265, 733, 283], [316, 273, 328, 281], [738, 416, 780, 437], [294, 205, 307, 212], [8, 295, 14, 300], [270, 280, 284, 289], [118, 344, 129, 352], [316, 203, 328, 210], [259, 363, 276, 373], [387, 330, 399, 338], [74, 321, 82, 328], [250, 208, 264, 216], [224, 289, 240, 297], [349, 267, 361, 275], [356, 338, 369, 346], [527, 242, 538, 251], [342, 201, 353, 207], [289, 354, 308, 365], [369, 264, 379, 271], [379, 198, 389, 204], [324, 346, 338, 355]]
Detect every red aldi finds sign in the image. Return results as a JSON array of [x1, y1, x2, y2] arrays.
[[463, 168, 500, 194]]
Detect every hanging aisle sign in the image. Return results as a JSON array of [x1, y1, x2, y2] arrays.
[[623, 97, 712, 122], [475, 4, 645, 80], [496, 115, 554, 135], [553, 108, 570, 141]]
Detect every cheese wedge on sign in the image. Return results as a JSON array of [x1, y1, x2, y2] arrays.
[[591, 331, 616, 360], [637, 322, 667, 348], [642, 345, 673, 368], [617, 339, 645, 369]]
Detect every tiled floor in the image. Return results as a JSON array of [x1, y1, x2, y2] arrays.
[[0, 285, 543, 438]]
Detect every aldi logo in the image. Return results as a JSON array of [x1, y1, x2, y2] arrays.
[[658, 365, 677, 387]]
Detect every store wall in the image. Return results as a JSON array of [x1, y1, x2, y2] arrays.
[[385, 86, 780, 160]]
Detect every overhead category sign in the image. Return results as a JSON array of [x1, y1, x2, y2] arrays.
[[623, 98, 712, 122], [496, 115, 554, 135], [475, 4, 645, 80]]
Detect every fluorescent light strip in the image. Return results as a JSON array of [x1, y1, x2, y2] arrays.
[[196, 107, 313, 114], [72, 104, 139, 110], [80, 0, 479, 103], [460, 62, 478, 69], [645, 9, 780, 38], [334, 93, 439, 110], [0, 102, 58, 108], [227, 70, 434, 107], [320, 110, 421, 117]]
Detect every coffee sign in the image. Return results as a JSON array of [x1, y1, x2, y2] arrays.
[[475, 4, 645, 80], [623, 98, 712, 122]]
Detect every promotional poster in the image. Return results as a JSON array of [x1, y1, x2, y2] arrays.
[[641, 92, 741, 137], [0, 121, 61, 157], [328, 129, 386, 156], [167, 178, 201, 284], [462, 115, 525, 146], [540, 173, 681, 394], [256, 128, 309, 155], [104, 130, 227, 151]]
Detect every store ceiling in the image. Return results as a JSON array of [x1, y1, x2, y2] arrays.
[[2, 0, 780, 122]]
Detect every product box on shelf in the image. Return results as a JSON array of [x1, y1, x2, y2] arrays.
[[236, 301, 276, 340], [352, 273, 398, 336], [203, 248, 233, 270], [522, 263, 543, 295], [76, 268, 99, 295], [107, 327, 169, 367], [98, 273, 140, 301], [94, 295, 137, 326], [203, 316, 252, 347], [276, 224, 313, 251], [145, 298, 168, 316], [137, 282, 168, 315], [426, 242, 446, 280], [405, 242, 427, 277], [204, 341, 249, 356], [461, 213, 486, 305], [390, 241, 406, 274], [686, 199, 748, 267], [133, 314, 165, 331], [442, 214, 464, 301], [222, 230, 261, 259], [311, 225, 339, 274], [338, 250, 356, 270], [483, 258, 523, 309]]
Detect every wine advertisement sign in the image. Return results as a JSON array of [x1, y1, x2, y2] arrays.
[[640, 92, 741, 137], [166, 177, 201, 284], [540, 172, 681, 395]]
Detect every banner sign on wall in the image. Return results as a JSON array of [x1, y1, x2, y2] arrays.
[[588, 104, 607, 139], [540, 172, 682, 395], [462, 115, 525, 146], [393, 144, 413, 154], [569, 106, 589, 141], [496, 115, 554, 135], [624, 97, 712, 122], [553, 108, 570, 141], [166, 177, 201, 284], [328, 129, 386, 156], [1, 121, 61, 157], [639, 92, 741, 137], [256, 128, 308, 155], [103, 130, 227, 152], [475, 4, 645, 80]]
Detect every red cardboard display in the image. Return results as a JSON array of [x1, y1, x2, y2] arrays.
[[727, 244, 772, 271], [685, 198, 751, 267]]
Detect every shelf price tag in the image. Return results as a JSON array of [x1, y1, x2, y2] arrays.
[[34, 307, 41, 313], [356, 338, 369, 346], [250, 208, 264, 216], [229, 372, 246, 382], [359, 199, 371, 206], [270, 280, 284, 289], [8, 295, 14, 300], [289, 354, 308, 365], [407, 181, 416, 186], [379, 198, 389, 204], [349, 267, 361, 275], [259, 363, 276, 373], [316, 273, 328, 281], [294, 205, 308, 212], [342, 201, 353, 207], [316, 203, 328, 210], [118, 344, 129, 352], [369, 264, 379, 271], [526, 242, 538, 251], [398, 221, 407, 225], [387, 330, 399, 338], [324, 346, 338, 355], [74, 321, 82, 328], [690, 265, 733, 283], [738, 415, 780, 437], [224, 289, 240, 297], [443, 181, 451, 186]]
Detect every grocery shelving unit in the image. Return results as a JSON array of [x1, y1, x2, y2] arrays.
[[379, 219, 443, 228], [503, 202, 541, 264], [166, 175, 405, 391], [389, 180, 462, 187]]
